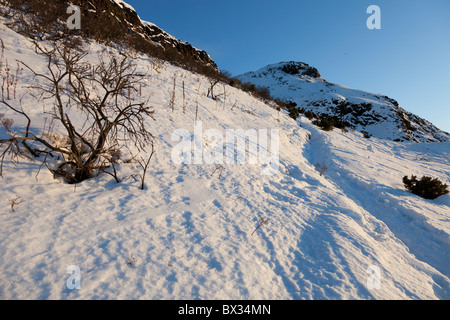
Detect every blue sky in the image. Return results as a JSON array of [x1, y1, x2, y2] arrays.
[[124, 0, 450, 133]]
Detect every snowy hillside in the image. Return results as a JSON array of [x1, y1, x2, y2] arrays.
[[237, 62, 450, 143], [0, 19, 449, 301], [109, 0, 217, 69]]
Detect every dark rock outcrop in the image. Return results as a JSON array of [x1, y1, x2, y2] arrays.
[[280, 61, 321, 79], [2, 0, 218, 71], [237, 62, 450, 143], [77, 0, 218, 69]]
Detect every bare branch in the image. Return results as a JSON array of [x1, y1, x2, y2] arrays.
[[0, 39, 155, 184]]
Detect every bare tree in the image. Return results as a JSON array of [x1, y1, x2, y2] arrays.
[[0, 40, 155, 184], [134, 142, 155, 190], [8, 195, 24, 212], [206, 77, 220, 100], [251, 217, 269, 236], [168, 73, 176, 112], [194, 78, 201, 121], [182, 80, 186, 113], [222, 83, 227, 110]]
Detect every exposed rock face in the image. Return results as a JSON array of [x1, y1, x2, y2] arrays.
[[142, 22, 216, 67], [237, 62, 450, 143], [2, 0, 217, 70], [280, 61, 321, 79], [78, 0, 218, 69]]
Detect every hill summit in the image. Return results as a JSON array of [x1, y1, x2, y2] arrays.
[[237, 61, 450, 143]]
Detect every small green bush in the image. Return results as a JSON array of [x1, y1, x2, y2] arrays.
[[304, 110, 315, 120], [403, 175, 449, 200], [312, 118, 334, 131], [362, 131, 372, 139]]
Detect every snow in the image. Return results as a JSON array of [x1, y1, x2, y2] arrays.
[[110, 0, 208, 56], [0, 22, 449, 300], [237, 62, 450, 143], [111, 0, 135, 11]]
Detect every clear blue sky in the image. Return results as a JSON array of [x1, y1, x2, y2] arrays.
[[124, 0, 450, 133]]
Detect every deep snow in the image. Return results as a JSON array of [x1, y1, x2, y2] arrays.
[[0, 20, 449, 300]]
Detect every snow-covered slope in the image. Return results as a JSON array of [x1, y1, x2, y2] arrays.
[[2, 0, 217, 71], [237, 62, 450, 143], [0, 22, 449, 300], [108, 0, 217, 69]]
